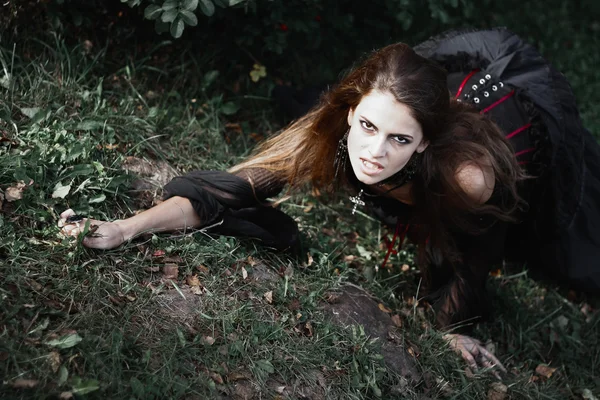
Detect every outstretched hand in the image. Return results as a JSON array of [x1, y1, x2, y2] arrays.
[[444, 333, 507, 379], [58, 209, 126, 249]]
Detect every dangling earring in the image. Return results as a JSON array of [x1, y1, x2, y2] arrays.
[[333, 128, 350, 179], [384, 152, 422, 187], [403, 152, 421, 181]]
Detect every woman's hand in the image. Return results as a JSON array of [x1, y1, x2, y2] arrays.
[[58, 209, 126, 249], [443, 333, 507, 379]]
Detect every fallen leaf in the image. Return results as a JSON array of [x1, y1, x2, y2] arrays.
[[209, 372, 224, 384], [196, 265, 209, 274], [284, 265, 294, 278], [294, 321, 313, 337], [241, 266, 248, 280], [581, 388, 599, 400], [490, 268, 502, 277], [202, 336, 215, 346], [52, 182, 71, 199], [275, 385, 286, 394], [487, 382, 508, 400], [306, 252, 314, 267], [48, 351, 61, 373], [59, 392, 73, 399], [535, 364, 557, 379], [152, 250, 166, 257], [163, 256, 183, 263], [401, 264, 410, 272], [10, 379, 39, 389], [186, 275, 200, 287], [378, 303, 392, 313], [391, 314, 402, 327], [45, 333, 83, 349], [162, 263, 179, 279], [264, 291, 273, 304], [227, 371, 249, 382], [5, 181, 26, 202], [71, 377, 100, 395], [190, 285, 204, 295], [246, 256, 257, 266], [554, 315, 569, 329]]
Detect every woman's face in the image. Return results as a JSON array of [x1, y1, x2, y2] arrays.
[[346, 90, 428, 185]]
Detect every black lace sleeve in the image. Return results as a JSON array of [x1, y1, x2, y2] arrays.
[[163, 168, 298, 250], [424, 218, 510, 331]]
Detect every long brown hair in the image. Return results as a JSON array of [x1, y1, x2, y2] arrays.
[[231, 43, 526, 262]]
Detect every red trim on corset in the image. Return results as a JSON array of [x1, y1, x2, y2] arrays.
[[480, 90, 515, 114], [454, 69, 480, 98], [381, 222, 410, 269], [515, 147, 535, 157], [505, 122, 532, 139]]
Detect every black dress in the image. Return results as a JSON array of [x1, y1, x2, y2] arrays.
[[163, 28, 600, 329]]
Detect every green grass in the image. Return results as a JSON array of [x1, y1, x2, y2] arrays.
[[1, 19, 600, 400]]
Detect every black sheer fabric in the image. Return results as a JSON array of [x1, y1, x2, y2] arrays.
[[163, 170, 299, 251]]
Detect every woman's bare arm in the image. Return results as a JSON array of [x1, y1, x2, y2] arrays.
[[59, 196, 202, 249]]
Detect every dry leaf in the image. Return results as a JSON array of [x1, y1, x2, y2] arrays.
[[162, 263, 179, 279], [202, 336, 215, 346], [275, 385, 287, 394], [152, 249, 166, 257], [378, 303, 392, 313], [581, 389, 599, 400], [196, 265, 209, 274], [227, 371, 249, 382], [294, 321, 313, 337], [59, 392, 74, 399], [209, 372, 224, 385], [264, 291, 273, 304], [391, 314, 403, 327], [5, 181, 27, 202], [284, 265, 294, 278], [164, 256, 183, 264], [401, 264, 410, 272], [48, 351, 61, 373], [186, 275, 200, 287], [241, 266, 248, 280], [489, 268, 502, 277], [487, 382, 508, 400], [246, 256, 257, 266], [306, 252, 314, 266], [190, 285, 204, 296], [10, 379, 39, 389], [535, 364, 557, 379]]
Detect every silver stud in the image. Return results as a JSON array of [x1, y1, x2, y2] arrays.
[[492, 85, 498, 91], [479, 78, 486, 85], [472, 84, 478, 90], [499, 82, 504, 87], [484, 91, 490, 97], [485, 74, 491, 80], [474, 97, 480, 104]]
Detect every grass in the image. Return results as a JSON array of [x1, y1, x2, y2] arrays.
[[1, 14, 600, 400]]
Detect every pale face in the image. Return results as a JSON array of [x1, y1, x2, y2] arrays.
[[346, 90, 428, 185]]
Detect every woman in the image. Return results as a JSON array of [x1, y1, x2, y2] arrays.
[[59, 28, 600, 374]]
